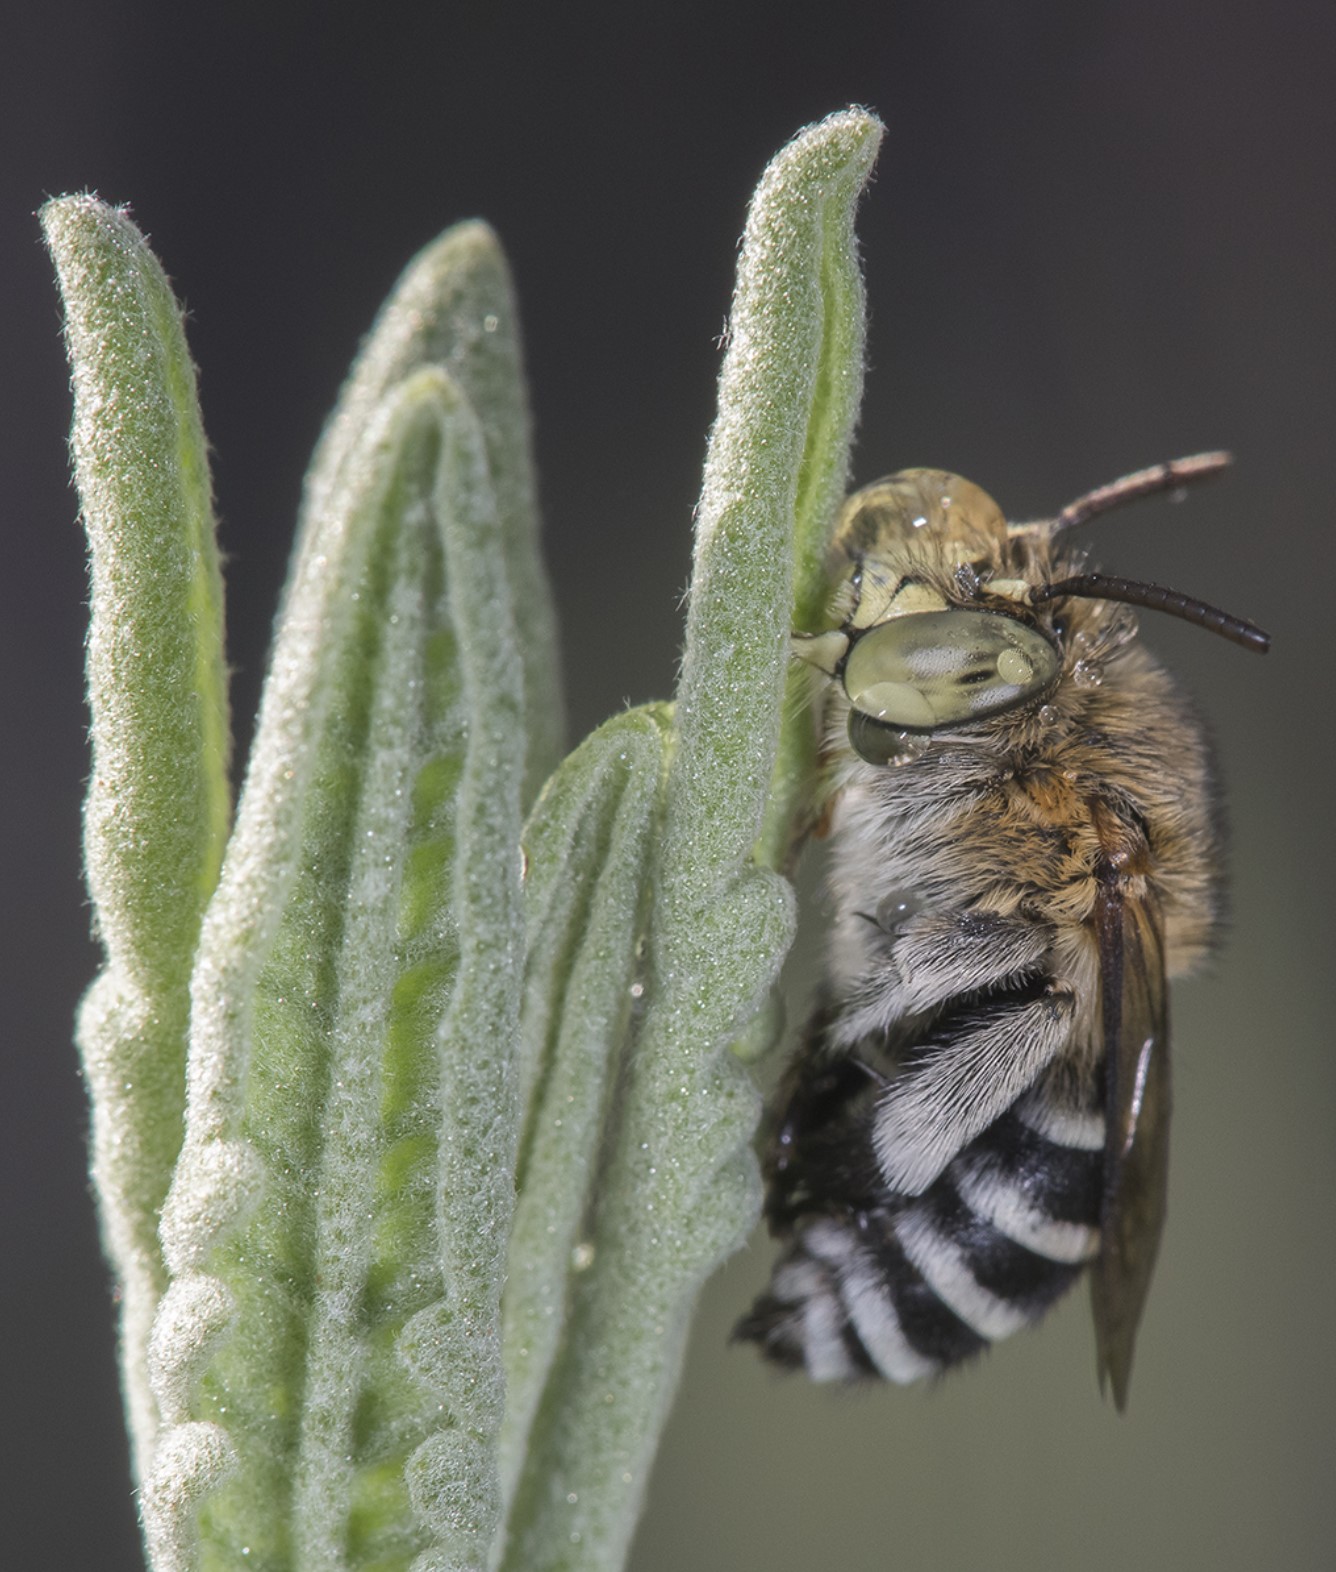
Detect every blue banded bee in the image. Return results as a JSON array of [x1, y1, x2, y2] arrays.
[[736, 455, 1269, 1408]]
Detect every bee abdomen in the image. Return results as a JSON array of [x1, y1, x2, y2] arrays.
[[738, 1108, 1103, 1383]]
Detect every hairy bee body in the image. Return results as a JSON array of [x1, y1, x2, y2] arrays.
[[736, 465, 1248, 1405]]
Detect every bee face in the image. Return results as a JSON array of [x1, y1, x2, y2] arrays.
[[797, 470, 1121, 768], [739, 456, 1269, 1408]]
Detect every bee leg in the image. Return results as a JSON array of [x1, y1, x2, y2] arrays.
[[829, 907, 1053, 1049], [762, 1032, 886, 1229], [871, 982, 1077, 1195]]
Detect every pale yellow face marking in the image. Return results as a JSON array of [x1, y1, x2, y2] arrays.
[[846, 560, 900, 630], [986, 578, 1032, 604], [790, 629, 850, 676], [887, 582, 949, 618]]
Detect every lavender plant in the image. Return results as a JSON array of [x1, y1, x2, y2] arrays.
[[46, 107, 883, 1572]]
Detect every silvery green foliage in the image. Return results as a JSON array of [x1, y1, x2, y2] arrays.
[[47, 106, 881, 1572], [43, 197, 232, 1491], [497, 109, 881, 1572]]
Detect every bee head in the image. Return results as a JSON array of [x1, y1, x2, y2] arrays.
[[794, 455, 1269, 768]]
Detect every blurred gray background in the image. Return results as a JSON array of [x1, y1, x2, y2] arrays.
[[4, 3, 1332, 1567]]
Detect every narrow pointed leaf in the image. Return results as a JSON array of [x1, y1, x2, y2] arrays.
[[404, 369, 527, 1570], [500, 108, 882, 1572], [756, 113, 877, 870], [143, 368, 525, 1572], [498, 706, 670, 1507], [42, 194, 231, 1485], [304, 220, 562, 808]]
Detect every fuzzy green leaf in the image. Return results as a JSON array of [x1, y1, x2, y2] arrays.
[[755, 107, 879, 871], [498, 107, 882, 1572], [42, 194, 231, 1486], [498, 705, 671, 1508], [303, 220, 563, 809], [58, 105, 881, 1572], [142, 367, 525, 1572]]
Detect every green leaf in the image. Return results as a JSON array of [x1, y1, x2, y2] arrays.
[[498, 106, 882, 1572], [42, 194, 231, 1486], [56, 105, 881, 1572], [303, 220, 563, 810], [142, 367, 525, 1572], [756, 109, 879, 871], [499, 705, 671, 1507]]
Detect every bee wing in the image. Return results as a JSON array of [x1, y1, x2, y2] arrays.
[[1090, 882, 1170, 1411]]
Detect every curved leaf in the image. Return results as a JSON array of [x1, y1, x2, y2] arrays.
[[43, 195, 231, 1485], [303, 220, 563, 808], [499, 107, 882, 1572], [144, 369, 525, 1572]]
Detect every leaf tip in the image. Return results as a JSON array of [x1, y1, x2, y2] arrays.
[[410, 215, 510, 293], [39, 191, 138, 256]]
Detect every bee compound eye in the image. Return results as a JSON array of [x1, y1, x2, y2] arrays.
[[843, 609, 1059, 733]]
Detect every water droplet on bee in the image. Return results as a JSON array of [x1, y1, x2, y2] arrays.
[[847, 709, 933, 767], [1072, 660, 1102, 689], [875, 890, 924, 933], [894, 733, 929, 765], [996, 647, 1033, 685]]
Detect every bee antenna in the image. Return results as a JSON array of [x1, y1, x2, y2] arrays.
[[1032, 573, 1271, 653], [1047, 451, 1233, 534]]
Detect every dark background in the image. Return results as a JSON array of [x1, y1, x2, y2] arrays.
[[5, 4, 1333, 1568]]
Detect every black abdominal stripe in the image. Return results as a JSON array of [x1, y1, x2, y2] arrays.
[[739, 1088, 1105, 1382]]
